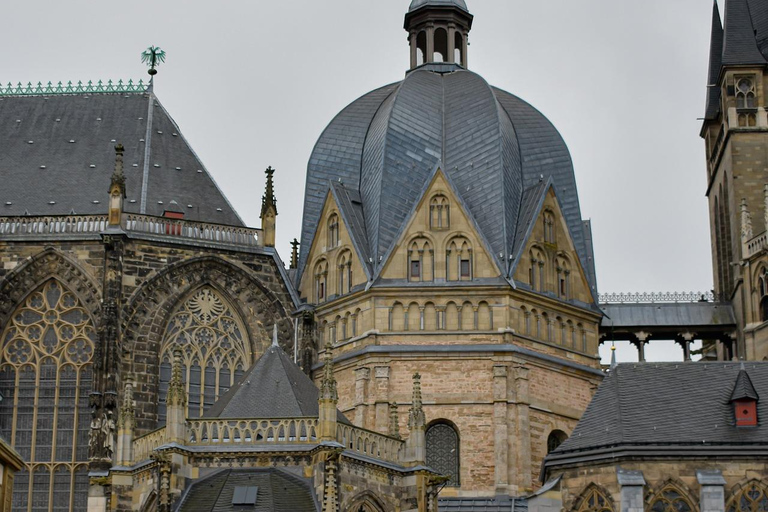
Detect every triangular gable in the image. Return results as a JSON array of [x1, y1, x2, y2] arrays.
[[297, 186, 371, 298], [330, 182, 373, 280], [378, 166, 503, 281], [511, 182, 596, 306]]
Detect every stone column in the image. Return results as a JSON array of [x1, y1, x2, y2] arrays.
[[679, 332, 695, 362], [410, 31, 418, 69], [447, 25, 456, 63], [492, 365, 509, 494], [634, 331, 650, 362], [513, 365, 531, 492], [426, 25, 435, 63], [354, 367, 371, 428], [617, 468, 646, 512], [461, 31, 468, 67], [374, 366, 391, 433], [697, 470, 726, 512]]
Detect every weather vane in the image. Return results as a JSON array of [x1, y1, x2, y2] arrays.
[[141, 46, 167, 76]]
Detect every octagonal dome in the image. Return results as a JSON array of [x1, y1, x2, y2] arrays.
[[298, 65, 590, 288]]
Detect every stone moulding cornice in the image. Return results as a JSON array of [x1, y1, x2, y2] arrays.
[[0, 79, 148, 97]]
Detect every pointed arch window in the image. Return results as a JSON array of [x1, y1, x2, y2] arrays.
[[408, 238, 433, 282], [338, 251, 353, 296], [649, 483, 695, 512], [158, 287, 251, 421], [447, 237, 472, 281], [759, 267, 768, 322], [572, 485, 614, 512], [543, 210, 555, 243], [556, 254, 572, 300], [529, 247, 546, 292], [429, 194, 450, 230], [426, 422, 460, 487], [727, 480, 768, 512], [0, 280, 95, 512], [736, 77, 757, 109], [327, 214, 340, 249], [314, 259, 328, 303]]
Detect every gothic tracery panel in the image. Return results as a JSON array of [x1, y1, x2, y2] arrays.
[[572, 485, 614, 512], [0, 280, 94, 512], [158, 287, 251, 421], [649, 483, 695, 512], [727, 481, 768, 512], [425, 422, 460, 487]]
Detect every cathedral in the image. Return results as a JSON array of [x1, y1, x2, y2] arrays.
[[0, 0, 766, 511]]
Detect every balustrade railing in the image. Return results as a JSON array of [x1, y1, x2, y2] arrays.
[[0, 213, 262, 248], [124, 214, 262, 247], [747, 231, 768, 258], [132, 427, 168, 463], [186, 418, 319, 447], [336, 424, 403, 463], [599, 291, 716, 304], [0, 215, 107, 236]]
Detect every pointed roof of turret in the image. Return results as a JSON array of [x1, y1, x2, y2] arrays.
[[731, 363, 760, 401], [722, 0, 766, 66], [204, 341, 351, 423], [705, 1, 725, 120]]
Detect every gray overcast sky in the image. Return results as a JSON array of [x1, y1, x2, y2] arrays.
[[2, 0, 722, 363]]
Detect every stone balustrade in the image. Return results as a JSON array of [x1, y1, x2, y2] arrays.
[[336, 424, 404, 463], [132, 427, 168, 463], [0, 213, 263, 248], [746, 231, 767, 258], [186, 418, 319, 446]]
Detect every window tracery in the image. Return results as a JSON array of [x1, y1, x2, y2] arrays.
[[426, 422, 460, 487], [572, 485, 614, 512], [158, 287, 250, 420], [648, 483, 695, 512], [328, 214, 340, 249], [314, 260, 328, 303], [447, 237, 472, 281], [727, 480, 768, 512], [736, 78, 757, 109], [429, 194, 450, 230], [408, 238, 433, 282], [0, 280, 94, 512]]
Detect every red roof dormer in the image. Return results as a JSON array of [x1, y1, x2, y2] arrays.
[[730, 364, 759, 427]]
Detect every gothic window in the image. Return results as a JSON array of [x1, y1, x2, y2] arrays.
[[327, 214, 340, 249], [416, 31, 427, 66], [547, 429, 568, 454], [759, 267, 768, 322], [556, 254, 572, 299], [0, 280, 95, 512], [447, 237, 472, 281], [736, 78, 757, 109], [314, 260, 328, 303], [338, 251, 352, 296], [649, 483, 695, 512], [543, 210, 555, 243], [572, 485, 614, 512], [429, 194, 450, 230], [158, 287, 250, 420], [408, 238, 433, 282], [529, 247, 545, 292], [726, 480, 768, 512], [426, 422, 460, 487]]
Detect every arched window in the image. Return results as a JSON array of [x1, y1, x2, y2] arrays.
[[426, 422, 460, 486], [429, 194, 450, 230], [547, 429, 568, 454], [726, 480, 768, 512], [416, 31, 427, 66], [314, 259, 328, 303], [543, 210, 555, 243], [158, 287, 250, 420], [529, 247, 545, 292], [572, 484, 614, 512], [434, 27, 448, 62], [408, 238, 433, 282], [648, 482, 695, 512], [0, 280, 94, 511], [338, 251, 352, 296], [736, 78, 757, 109], [447, 237, 472, 281], [759, 267, 768, 322], [327, 214, 340, 249], [556, 254, 572, 299]]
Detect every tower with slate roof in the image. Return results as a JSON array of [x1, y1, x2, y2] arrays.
[[296, 0, 604, 499], [701, 0, 768, 362]]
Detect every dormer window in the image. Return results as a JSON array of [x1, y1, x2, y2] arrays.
[[730, 364, 759, 427]]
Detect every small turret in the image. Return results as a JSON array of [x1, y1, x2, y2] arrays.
[[318, 343, 338, 441], [290, 238, 300, 269], [405, 0, 473, 69], [108, 144, 126, 227], [261, 166, 278, 247], [116, 378, 135, 466], [165, 349, 187, 443]]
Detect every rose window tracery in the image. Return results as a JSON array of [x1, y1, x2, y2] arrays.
[[158, 287, 251, 421], [0, 280, 94, 511]]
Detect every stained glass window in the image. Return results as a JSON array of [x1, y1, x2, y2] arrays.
[[649, 484, 694, 512], [158, 287, 251, 421], [0, 280, 95, 512], [727, 481, 768, 512], [573, 485, 614, 512], [425, 422, 460, 486]]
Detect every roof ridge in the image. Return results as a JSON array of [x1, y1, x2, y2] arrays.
[[0, 79, 148, 97]]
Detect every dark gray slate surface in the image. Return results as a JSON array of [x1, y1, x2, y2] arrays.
[[721, 0, 766, 66], [552, 362, 768, 455], [600, 302, 736, 328], [177, 468, 318, 512], [439, 496, 526, 512], [0, 92, 242, 226]]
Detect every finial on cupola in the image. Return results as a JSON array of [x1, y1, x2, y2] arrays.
[[141, 46, 166, 76]]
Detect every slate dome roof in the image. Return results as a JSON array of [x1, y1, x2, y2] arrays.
[[299, 65, 592, 288], [408, 0, 469, 12]]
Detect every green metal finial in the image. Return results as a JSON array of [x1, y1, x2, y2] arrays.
[[141, 46, 167, 76]]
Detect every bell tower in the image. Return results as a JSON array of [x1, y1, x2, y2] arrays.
[[404, 0, 473, 69]]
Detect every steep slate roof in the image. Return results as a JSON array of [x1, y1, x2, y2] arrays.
[[748, 0, 768, 60], [705, 1, 725, 120], [548, 363, 768, 463], [0, 91, 242, 226], [600, 302, 736, 328], [204, 343, 351, 424], [330, 182, 373, 277], [439, 496, 527, 512], [722, 0, 766, 66], [299, 68, 594, 295], [177, 468, 318, 512]]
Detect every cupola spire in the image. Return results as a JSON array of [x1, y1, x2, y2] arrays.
[[405, 0, 473, 69]]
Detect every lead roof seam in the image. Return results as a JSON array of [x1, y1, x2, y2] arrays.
[[497, 92, 526, 278], [139, 92, 155, 214], [330, 184, 373, 281]]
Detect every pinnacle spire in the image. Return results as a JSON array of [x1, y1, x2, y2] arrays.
[[261, 166, 277, 218], [320, 343, 338, 403], [166, 349, 187, 407], [610, 344, 617, 369], [741, 198, 754, 240], [290, 238, 300, 269], [408, 372, 425, 430], [272, 324, 279, 348], [110, 144, 126, 198], [705, 0, 724, 120]]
